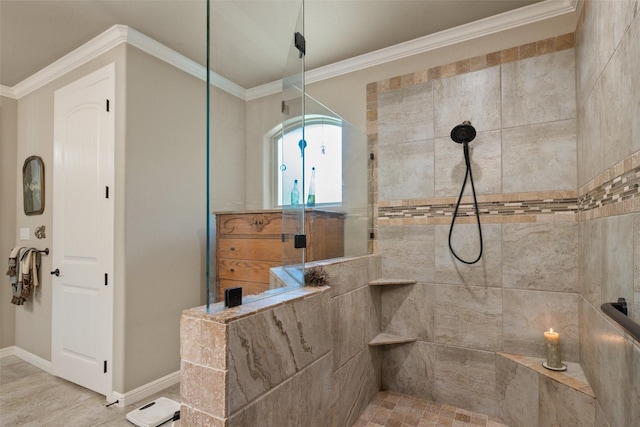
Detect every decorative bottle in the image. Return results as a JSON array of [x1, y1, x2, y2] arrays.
[[290, 179, 299, 207], [306, 167, 316, 207]]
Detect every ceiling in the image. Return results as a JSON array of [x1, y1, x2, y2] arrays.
[[0, 0, 548, 90]]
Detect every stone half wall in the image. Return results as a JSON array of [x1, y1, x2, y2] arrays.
[[179, 255, 382, 427]]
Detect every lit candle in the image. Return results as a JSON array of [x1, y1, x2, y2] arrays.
[[543, 328, 562, 369]]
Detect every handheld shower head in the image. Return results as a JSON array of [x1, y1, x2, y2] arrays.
[[450, 121, 476, 144]]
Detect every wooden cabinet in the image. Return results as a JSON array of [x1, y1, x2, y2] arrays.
[[214, 209, 345, 301]]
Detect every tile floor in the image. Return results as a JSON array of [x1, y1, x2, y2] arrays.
[[354, 390, 509, 427], [0, 355, 180, 426], [2, 355, 508, 427]]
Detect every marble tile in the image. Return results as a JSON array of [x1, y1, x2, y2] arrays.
[[597, 0, 637, 78], [434, 345, 497, 417], [434, 130, 502, 197], [180, 406, 226, 427], [381, 282, 435, 342], [539, 374, 595, 426], [598, 19, 640, 171], [332, 285, 379, 370], [381, 341, 437, 401], [434, 224, 502, 287], [495, 354, 539, 427], [577, 76, 603, 187], [503, 222, 579, 292], [503, 289, 579, 361], [227, 354, 331, 426], [377, 225, 435, 283], [502, 119, 577, 193], [181, 361, 226, 418], [579, 299, 604, 405], [378, 139, 434, 201], [635, 215, 640, 323], [227, 291, 330, 413], [594, 400, 611, 427], [580, 218, 604, 308], [330, 347, 381, 427], [632, 342, 640, 427], [435, 285, 503, 351], [322, 255, 373, 298], [433, 66, 501, 138], [502, 49, 576, 128], [597, 321, 634, 427], [602, 214, 634, 308], [576, 0, 602, 109], [378, 82, 434, 145]]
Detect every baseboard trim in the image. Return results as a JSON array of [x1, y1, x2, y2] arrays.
[[0, 346, 16, 358], [110, 370, 181, 408], [12, 346, 53, 373]]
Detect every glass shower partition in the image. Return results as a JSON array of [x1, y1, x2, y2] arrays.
[[280, 4, 306, 285]]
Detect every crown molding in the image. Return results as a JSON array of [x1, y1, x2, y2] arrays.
[[12, 25, 127, 98], [10, 24, 245, 100], [248, 0, 580, 100], [0, 85, 16, 99], [7, 0, 579, 101]]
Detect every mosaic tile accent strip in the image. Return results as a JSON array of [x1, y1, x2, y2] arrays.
[[580, 164, 640, 211], [378, 197, 580, 220]]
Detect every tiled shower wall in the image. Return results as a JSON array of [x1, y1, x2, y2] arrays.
[[367, 35, 580, 416], [367, 0, 640, 422], [576, 1, 640, 426]]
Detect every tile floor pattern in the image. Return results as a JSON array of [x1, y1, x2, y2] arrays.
[[354, 391, 509, 427], [2, 356, 507, 427], [0, 356, 180, 426]]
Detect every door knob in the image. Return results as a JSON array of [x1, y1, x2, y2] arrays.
[[51, 268, 60, 276]]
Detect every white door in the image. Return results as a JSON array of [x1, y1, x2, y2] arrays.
[[52, 63, 115, 397]]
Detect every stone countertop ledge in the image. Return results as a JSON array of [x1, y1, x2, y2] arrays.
[[497, 352, 595, 398]]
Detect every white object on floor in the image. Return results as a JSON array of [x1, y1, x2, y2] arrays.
[[126, 397, 181, 427]]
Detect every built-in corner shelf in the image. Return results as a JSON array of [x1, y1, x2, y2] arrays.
[[368, 278, 417, 286], [368, 333, 417, 347]]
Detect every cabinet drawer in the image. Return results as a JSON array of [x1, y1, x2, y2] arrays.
[[217, 279, 270, 301], [218, 238, 282, 261], [218, 259, 280, 283], [218, 213, 283, 236]]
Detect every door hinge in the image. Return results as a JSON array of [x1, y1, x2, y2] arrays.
[[294, 234, 307, 249], [294, 32, 305, 57], [104, 360, 107, 373], [104, 273, 108, 286], [105, 186, 109, 198], [106, 99, 110, 112]]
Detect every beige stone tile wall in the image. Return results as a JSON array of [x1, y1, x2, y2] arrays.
[[180, 255, 382, 427], [369, 8, 640, 420], [369, 31, 582, 418], [575, 1, 640, 427]]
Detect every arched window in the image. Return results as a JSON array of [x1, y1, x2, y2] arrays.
[[274, 115, 342, 207]]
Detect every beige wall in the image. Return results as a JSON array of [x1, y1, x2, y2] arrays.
[[0, 95, 17, 349], [8, 42, 213, 395], [14, 46, 127, 361], [120, 45, 207, 392]]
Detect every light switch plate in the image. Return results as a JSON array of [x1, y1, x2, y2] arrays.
[[20, 228, 30, 241]]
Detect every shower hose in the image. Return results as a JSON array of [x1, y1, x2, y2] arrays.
[[448, 141, 483, 264]]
